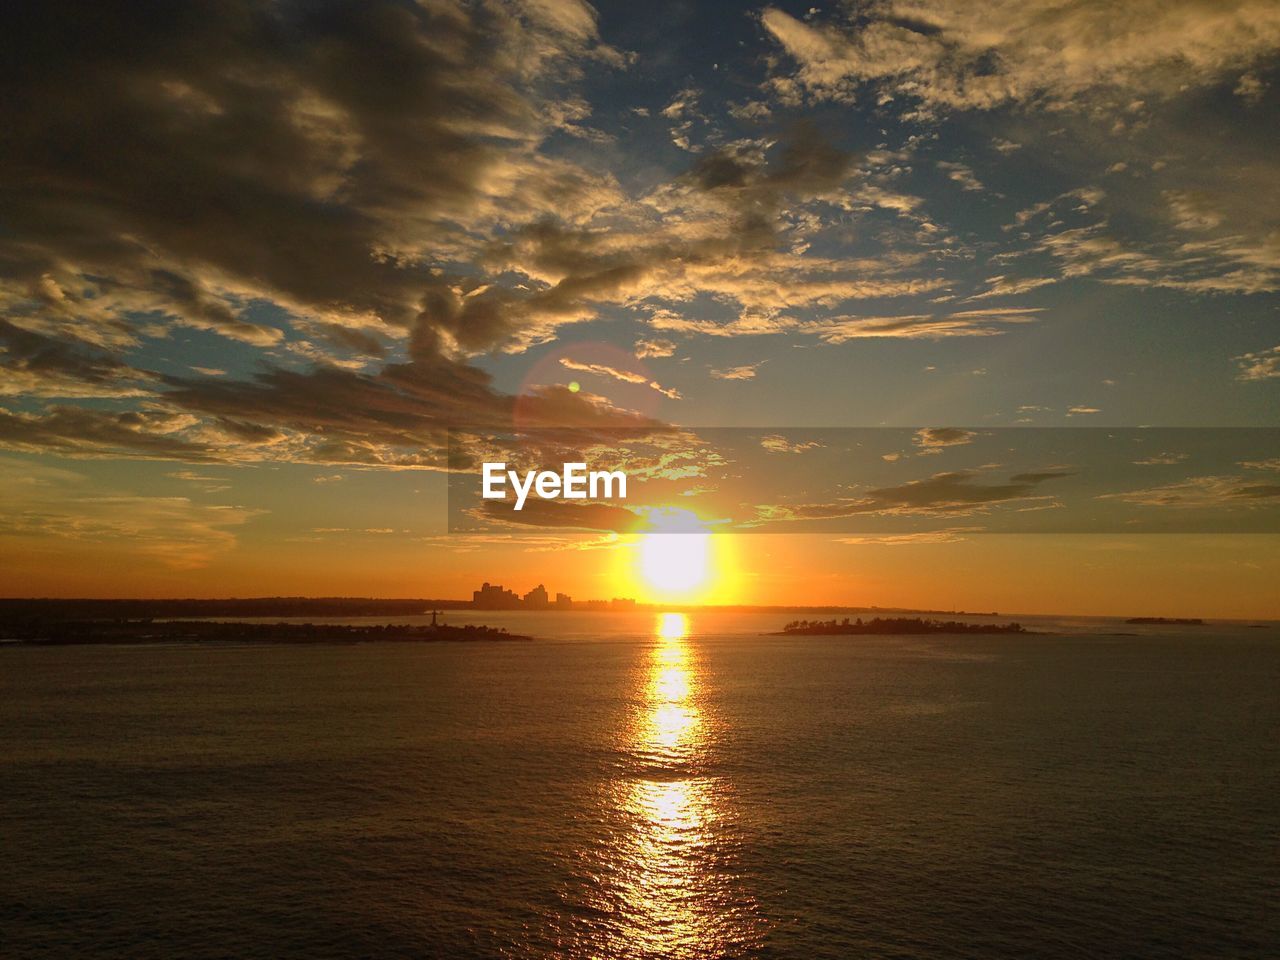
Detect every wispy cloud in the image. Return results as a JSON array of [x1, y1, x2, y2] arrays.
[[937, 161, 985, 192], [1235, 346, 1280, 381], [710, 361, 766, 381], [634, 337, 676, 358], [758, 470, 1073, 521], [914, 428, 977, 452], [760, 435, 822, 454], [804, 309, 1042, 343], [1100, 475, 1280, 508], [560, 357, 681, 399], [761, 1, 1280, 110], [0, 458, 260, 568], [838, 529, 975, 546]]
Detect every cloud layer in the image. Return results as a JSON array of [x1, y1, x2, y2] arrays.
[[762, 1, 1280, 111]]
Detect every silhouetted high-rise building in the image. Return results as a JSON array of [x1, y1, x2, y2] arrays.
[[473, 582, 520, 609], [471, 581, 635, 611]]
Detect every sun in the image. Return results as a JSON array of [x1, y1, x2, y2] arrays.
[[640, 531, 709, 594], [620, 508, 737, 605]]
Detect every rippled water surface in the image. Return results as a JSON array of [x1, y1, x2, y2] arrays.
[[2, 611, 1277, 958]]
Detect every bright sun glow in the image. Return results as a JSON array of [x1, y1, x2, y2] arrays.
[[640, 533, 709, 594], [622, 509, 737, 605], [656, 611, 688, 641]]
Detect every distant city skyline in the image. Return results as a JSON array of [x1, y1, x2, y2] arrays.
[[473, 580, 636, 611]]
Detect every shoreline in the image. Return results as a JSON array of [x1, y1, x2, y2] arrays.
[[0, 620, 534, 647]]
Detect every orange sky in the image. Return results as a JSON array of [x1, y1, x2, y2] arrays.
[[5, 526, 1278, 620]]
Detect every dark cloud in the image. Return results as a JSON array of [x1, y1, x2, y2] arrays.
[[764, 469, 1073, 520], [1, 0, 615, 351], [0, 406, 217, 461], [0, 4, 964, 471], [474, 125, 863, 336], [761, 1, 1280, 110], [0, 0, 672, 462], [0, 319, 151, 398], [914, 427, 977, 450], [864, 470, 1074, 513], [688, 122, 852, 201], [1103, 475, 1280, 507], [163, 362, 506, 451], [476, 497, 643, 534], [160, 363, 663, 465], [0, 346, 665, 465], [1235, 484, 1280, 500]]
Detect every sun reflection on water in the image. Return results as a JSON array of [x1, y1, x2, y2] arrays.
[[646, 617, 697, 757], [656, 611, 688, 641], [545, 611, 763, 958], [594, 612, 764, 958]]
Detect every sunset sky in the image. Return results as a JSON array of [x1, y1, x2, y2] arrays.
[[2, 0, 1278, 615]]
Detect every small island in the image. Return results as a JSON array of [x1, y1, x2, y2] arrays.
[[773, 616, 1030, 636], [1124, 617, 1204, 625], [0, 617, 532, 646]]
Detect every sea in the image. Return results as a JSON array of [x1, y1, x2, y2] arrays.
[[2, 610, 1277, 958]]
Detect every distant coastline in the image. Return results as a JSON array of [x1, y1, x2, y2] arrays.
[[0, 597, 1009, 620], [0, 599, 1250, 637], [0, 617, 531, 647], [774, 617, 1033, 636]]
